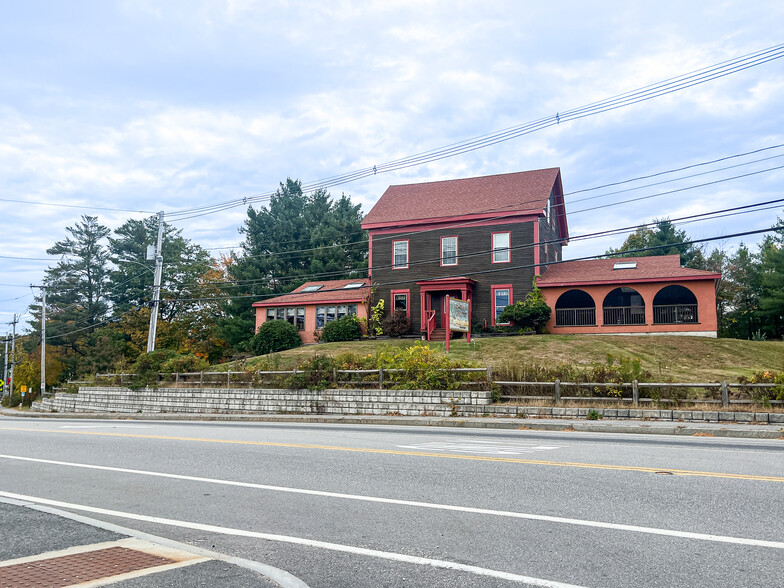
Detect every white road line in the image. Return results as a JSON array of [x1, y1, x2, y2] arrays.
[[397, 441, 564, 455], [2, 453, 783, 550], [58, 425, 152, 429], [0, 490, 585, 588]]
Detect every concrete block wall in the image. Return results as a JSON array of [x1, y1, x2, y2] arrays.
[[33, 386, 492, 417], [31, 387, 784, 423]]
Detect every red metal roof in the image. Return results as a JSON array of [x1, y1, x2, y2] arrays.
[[362, 168, 567, 236], [252, 279, 371, 307], [537, 255, 721, 287]]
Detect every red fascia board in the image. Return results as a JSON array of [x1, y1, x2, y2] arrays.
[[362, 212, 540, 233], [252, 294, 369, 307], [416, 277, 477, 287], [537, 274, 721, 288]]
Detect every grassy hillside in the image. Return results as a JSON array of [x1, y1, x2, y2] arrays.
[[231, 335, 784, 383]]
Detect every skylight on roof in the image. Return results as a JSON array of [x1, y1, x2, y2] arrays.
[[301, 285, 323, 292], [613, 261, 638, 270], [343, 282, 365, 289]]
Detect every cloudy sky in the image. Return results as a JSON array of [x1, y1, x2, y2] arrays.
[[1, 0, 783, 329]]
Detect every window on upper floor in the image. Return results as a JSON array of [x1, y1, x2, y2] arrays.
[[393, 240, 409, 269], [441, 236, 457, 266], [492, 232, 510, 263]]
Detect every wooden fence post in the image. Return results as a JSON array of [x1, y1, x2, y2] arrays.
[[227, 371, 231, 388], [554, 379, 561, 403], [721, 381, 729, 407], [333, 367, 337, 385], [199, 371, 204, 388], [632, 380, 639, 406], [379, 368, 384, 390], [486, 366, 493, 386]]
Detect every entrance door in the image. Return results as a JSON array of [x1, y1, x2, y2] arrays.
[[430, 294, 444, 328]]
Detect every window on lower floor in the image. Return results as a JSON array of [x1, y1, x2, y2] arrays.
[[265, 307, 306, 330], [491, 285, 512, 325], [316, 304, 358, 329]]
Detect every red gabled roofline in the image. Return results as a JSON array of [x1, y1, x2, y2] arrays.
[[362, 211, 541, 232]]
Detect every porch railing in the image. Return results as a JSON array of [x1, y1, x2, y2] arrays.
[[425, 310, 436, 340], [653, 304, 698, 324], [555, 307, 596, 326], [602, 306, 646, 325]]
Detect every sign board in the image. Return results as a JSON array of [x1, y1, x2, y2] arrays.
[[449, 298, 469, 333], [20, 385, 27, 393]]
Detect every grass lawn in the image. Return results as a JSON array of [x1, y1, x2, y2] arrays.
[[227, 334, 784, 383]]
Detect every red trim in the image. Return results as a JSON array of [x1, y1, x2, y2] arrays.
[[537, 275, 722, 288], [253, 296, 368, 307], [368, 234, 373, 278], [440, 235, 458, 267], [533, 222, 540, 276], [392, 239, 409, 269], [390, 289, 411, 319], [365, 214, 539, 235], [416, 277, 477, 290], [491, 284, 513, 327], [491, 231, 511, 264]]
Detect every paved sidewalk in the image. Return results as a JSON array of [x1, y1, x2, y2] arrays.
[[3, 408, 783, 439]]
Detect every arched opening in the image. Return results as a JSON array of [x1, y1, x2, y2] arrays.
[[603, 287, 645, 325], [555, 289, 596, 326], [653, 285, 698, 324]]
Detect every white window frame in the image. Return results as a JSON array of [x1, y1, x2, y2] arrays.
[[492, 232, 511, 264]]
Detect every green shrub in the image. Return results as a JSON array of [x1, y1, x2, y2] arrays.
[[498, 284, 551, 333], [128, 349, 176, 389], [381, 310, 409, 337], [321, 316, 363, 343], [251, 320, 302, 355], [160, 353, 209, 373]]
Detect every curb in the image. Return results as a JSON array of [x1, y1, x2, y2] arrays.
[[3, 409, 783, 439]]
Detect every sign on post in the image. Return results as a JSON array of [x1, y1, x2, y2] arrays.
[[445, 297, 471, 352]]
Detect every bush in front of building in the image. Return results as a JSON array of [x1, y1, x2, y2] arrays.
[[498, 285, 551, 333], [251, 320, 303, 355], [382, 310, 409, 337], [320, 315, 363, 343]]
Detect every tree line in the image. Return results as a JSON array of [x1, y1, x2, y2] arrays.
[[7, 184, 784, 394]]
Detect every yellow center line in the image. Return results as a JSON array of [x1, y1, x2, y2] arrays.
[[1, 426, 782, 482]]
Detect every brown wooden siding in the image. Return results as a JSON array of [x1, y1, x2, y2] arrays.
[[371, 222, 536, 333]]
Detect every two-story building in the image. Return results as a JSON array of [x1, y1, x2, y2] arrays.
[[256, 167, 721, 342], [361, 168, 568, 338]]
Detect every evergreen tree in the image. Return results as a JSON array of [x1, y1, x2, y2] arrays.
[[219, 179, 367, 351], [607, 219, 704, 267]]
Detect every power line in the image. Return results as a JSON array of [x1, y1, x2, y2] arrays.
[[164, 43, 784, 222], [163, 204, 783, 294], [155, 225, 782, 305]]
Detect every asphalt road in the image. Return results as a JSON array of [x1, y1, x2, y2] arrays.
[[0, 417, 782, 587]]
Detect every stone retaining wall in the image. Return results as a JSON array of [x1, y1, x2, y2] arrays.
[[33, 386, 491, 417], [30, 387, 784, 423]]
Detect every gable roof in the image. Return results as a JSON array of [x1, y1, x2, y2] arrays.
[[362, 168, 568, 238], [537, 255, 721, 287], [252, 279, 370, 307]]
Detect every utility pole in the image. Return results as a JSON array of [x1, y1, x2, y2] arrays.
[[147, 211, 165, 353], [32, 285, 46, 399], [2, 335, 8, 398], [9, 314, 17, 397]]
